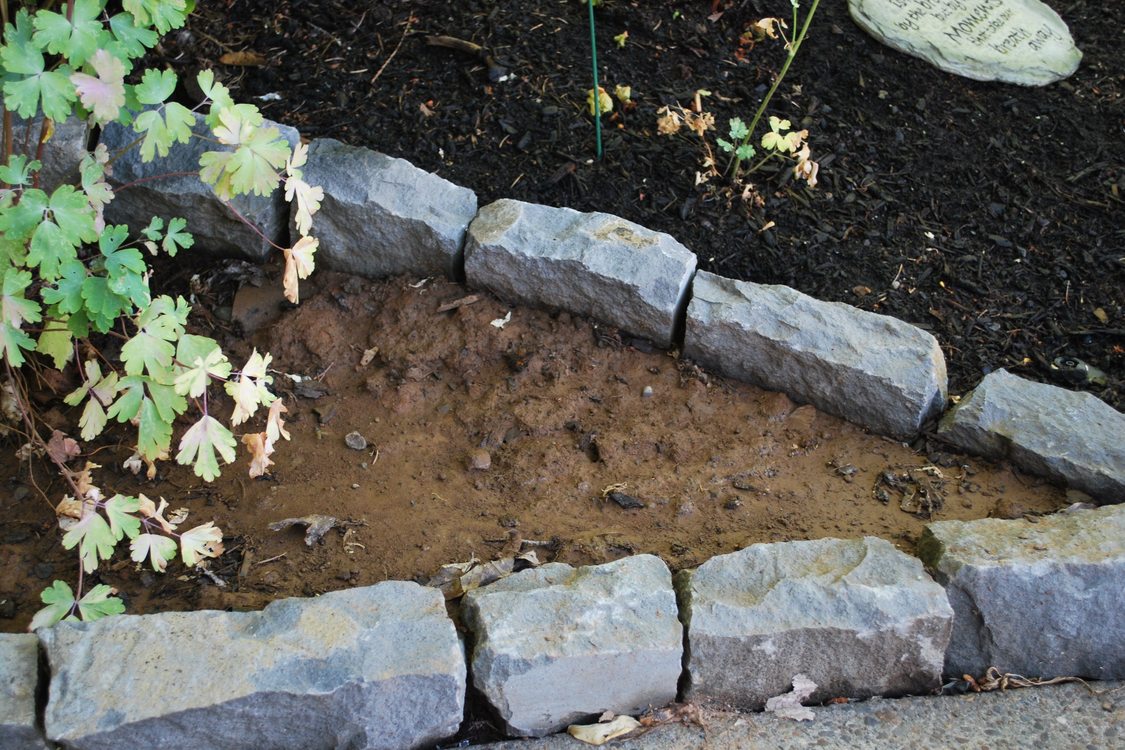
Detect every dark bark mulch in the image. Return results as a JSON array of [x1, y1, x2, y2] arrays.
[[164, 0, 1123, 408]]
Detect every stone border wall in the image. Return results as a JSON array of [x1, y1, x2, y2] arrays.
[[4, 123, 1121, 749]]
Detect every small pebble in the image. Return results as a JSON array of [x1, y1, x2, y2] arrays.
[[468, 448, 492, 471], [642, 385, 654, 398], [351, 483, 360, 489], [345, 431, 367, 450]]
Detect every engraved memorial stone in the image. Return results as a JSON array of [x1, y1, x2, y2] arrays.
[[849, 0, 1081, 86]]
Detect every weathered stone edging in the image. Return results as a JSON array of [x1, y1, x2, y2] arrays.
[[11, 506, 1123, 748], [8, 115, 1119, 749]]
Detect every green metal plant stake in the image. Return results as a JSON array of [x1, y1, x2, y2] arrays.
[[587, 0, 603, 159]]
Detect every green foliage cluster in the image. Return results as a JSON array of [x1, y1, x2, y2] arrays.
[[0, 0, 320, 628]]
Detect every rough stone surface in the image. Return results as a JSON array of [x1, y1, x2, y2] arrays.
[[465, 199, 696, 348], [15, 115, 89, 193], [100, 113, 299, 261], [297, 138, 478, 279], [938, 369, 1125, 502], [677, 536, 952, 711], [849, 0, 1081, 86], [684, 271, 947, 439], [38, 582, 465, 750], [462, 555, 682, 738], [919, 505, 1125, 680], [1, 633, 47, 750]]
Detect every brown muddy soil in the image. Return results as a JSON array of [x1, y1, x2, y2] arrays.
[[1, 270, 1067, 633]]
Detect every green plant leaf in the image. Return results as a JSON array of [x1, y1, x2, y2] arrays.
[[174, 334, 230, 397], [3, 64, 77, 122], [65, 359, 118, 440], [107, 12, 159, 61], [106, 374, 144, 422], [32, 0, 106, 67], [130, 533, 177, 572], [225, 349, 275, 425], [1, 268, 40, 366], [28, 185, 98, 281], [41, 260, 84, 314], [0, 322, 35, 367], [146, 377, 185, 423], [80, 274, 131, 332], [179, 521, 224, 565], [728, 117, 749, 141], [75, 583, 125, 621], [1, 10, 80, 121], [102, 225, 149, 303], [133, 67, 177, 104], [62, 508, 116, 573], [29, 580, 76, 630], [2, 268, 41, 328], [103, 494, 142, 541], [736, 144, 756, 161], [162, 217, 193, 256], [70, 49, 127, 123], [0, 154, 41, 186], [176, 415, 235, 481], [202, 108, 288, 199], [36, 318, 73, 369], [715, 137, 734, 154], [137, 392, 173, 459], [124, 0, 190, 35], [133, 102, 195, 161], [1, 10, 43, 77], [0, 188, 48, 240]]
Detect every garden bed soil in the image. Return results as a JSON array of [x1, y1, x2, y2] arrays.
[[0, 0, 1116, 637], [1, 270, 1066, 635], [162, 0, 1124, 407]]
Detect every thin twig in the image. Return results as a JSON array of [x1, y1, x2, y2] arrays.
[[370, 15, 414, 85]]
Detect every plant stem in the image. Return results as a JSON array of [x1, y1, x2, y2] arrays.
[[587, 0, 602, 160], [730, 0, 820, 180]]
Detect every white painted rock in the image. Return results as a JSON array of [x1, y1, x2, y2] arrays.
[[849, 0, 1081, 86]]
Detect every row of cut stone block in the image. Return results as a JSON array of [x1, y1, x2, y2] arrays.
[[98, 124, 1123, 498], [7, 504, 1119, 747]]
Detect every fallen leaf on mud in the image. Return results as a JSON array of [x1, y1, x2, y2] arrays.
[[639, 703, 705, 727], [427, 551, 540, 600], [607, 491, 645, 509], [292, 379, 330, 399], [436, 294, 482, 313], [219, 50, 266, 66], [765, 674, 817, 721], [875, 466, 945, 518], [490, 310, 512, 329], [567, 715, 641, 745], [359, 346, 379, 366], [55, 494, 95, 531], [269, 514, 340, 546], [342, 527, 366, 554], [46, 430, 80, 464], [242, 431, 275, 477], [166, 507, 190, 525]]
